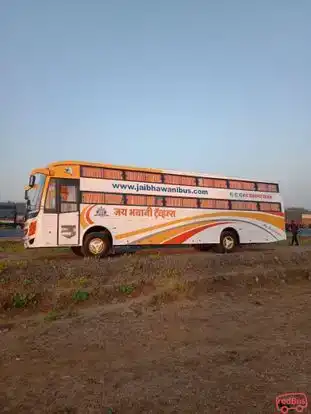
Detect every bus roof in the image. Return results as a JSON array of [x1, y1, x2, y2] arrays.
[[45, 160, 280, 185], [47, 160, 162, 173]]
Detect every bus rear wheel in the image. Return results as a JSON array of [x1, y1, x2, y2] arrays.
[[82, 232, 112, 258], [215, 230, 238, 253]]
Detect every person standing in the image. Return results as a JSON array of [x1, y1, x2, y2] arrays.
[[289, 220, 300, 246]]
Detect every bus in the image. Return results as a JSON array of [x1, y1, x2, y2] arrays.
[[23, 160, 286, 257]]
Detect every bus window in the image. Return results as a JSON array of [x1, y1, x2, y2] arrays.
[[104, 194, 124, 204], [268, 184, 278, 192], [200, 199, 229, 209], [164, 175, 196, 186], [125, 171, 162, 183], [45, 179, 57, 211], [82, 192, 105, 204], [81, 192, 124, 204], [165, 197, 183, 207], [103, 169, 123, 180], [229, 181, 255, 191], [81, 166, 123, 180], [165, 197, 197, 208], [181, 198, 198, 208], [126, 195, 147, 206], [164, 175, 181, 185], [60, 184, 78, 212], [81, 166, 105, 178], [145, 196, 159, 206], [198, 178, 227, 188], [257, 183, 279, 192], [259, 202, 281, 212], [231, 201, 258, 211], [154, 197, 164, 206], [145, 173, 162, 183], [180, 176, 196, 186]]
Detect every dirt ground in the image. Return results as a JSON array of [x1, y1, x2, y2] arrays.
[[1, 241, 311, 413]]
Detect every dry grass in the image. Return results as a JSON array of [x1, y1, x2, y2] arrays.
[[1, 241, 311, 317]]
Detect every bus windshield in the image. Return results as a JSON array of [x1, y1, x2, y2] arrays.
[[26, 173, 46, 215]]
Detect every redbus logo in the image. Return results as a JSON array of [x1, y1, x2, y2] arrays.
[[276, 393, 308, 413]]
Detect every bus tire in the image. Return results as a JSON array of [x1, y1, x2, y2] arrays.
[[215, 230, 238, 253], [71, 246, 84, 257], [82, 232, 112, 258]]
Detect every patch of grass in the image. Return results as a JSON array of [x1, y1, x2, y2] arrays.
[[276, 235, 311, 246], [58, 275, 90, 289], [1, 244, 311, 317], [148, 290, 178, 307], [15, 260, 29, 269], [160, 267, 182, 279], [44, 310, 61, 321], [12, 292, 38, 308], [297, 237, 311, 245], [0, 259, 28, 273], [72, 290, 89, 302], [78, 277, 88, 287], [119, 284, 135, 295], [0, 241, 24, 253], [0, 262, 8, 274]]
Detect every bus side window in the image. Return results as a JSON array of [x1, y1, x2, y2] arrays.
[[45, 179, 57, 212], [60, 184, 78, 212]]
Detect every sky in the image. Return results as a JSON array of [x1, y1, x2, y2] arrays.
[[1, 0, 311, 208]]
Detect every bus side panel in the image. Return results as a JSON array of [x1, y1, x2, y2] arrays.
[[79, 204, 285, 246]]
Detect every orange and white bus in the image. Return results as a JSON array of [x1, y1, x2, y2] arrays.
[[23, 160, 286, 257]]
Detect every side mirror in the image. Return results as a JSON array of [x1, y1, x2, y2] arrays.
[[29, 175, 35, 187]]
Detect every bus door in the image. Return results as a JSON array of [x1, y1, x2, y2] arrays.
[[57, 179, 80, 246]]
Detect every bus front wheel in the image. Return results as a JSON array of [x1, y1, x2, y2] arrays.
[[82, 232, 112, 258]]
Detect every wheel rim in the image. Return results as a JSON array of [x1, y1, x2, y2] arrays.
[[223, 235, 235, 250], [89, 238, 106, 255]]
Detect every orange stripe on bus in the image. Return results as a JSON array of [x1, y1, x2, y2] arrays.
[[80, 205, 92, 229], [133, 220, 218, 245], [163, 222, 230, 245], [85, 205, 94, 225], [116, 211, 284, 240]]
